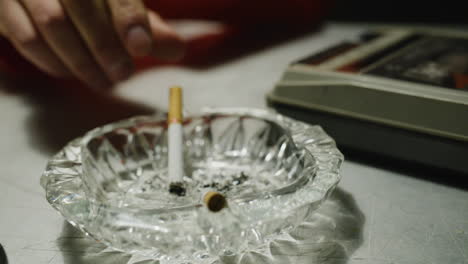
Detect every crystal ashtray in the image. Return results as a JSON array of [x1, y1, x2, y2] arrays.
[[41, 108, 343, 263]]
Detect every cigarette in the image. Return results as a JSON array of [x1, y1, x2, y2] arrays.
[[168, 86, 185, 196], [203, 191, 227, 212]]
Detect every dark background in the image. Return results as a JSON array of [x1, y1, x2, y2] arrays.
[[330, 1, 468, 24]]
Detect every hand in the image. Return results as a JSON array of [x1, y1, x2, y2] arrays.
[[0, 0, 185, 89]]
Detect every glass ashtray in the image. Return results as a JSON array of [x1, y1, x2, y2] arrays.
[[41, 108, 343, 263]]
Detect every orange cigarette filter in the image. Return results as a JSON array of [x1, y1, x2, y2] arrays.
[[203, 191, 227, 212], [168, 86, 183, 123]]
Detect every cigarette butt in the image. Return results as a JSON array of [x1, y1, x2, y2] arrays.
[[168, 86, 183, 123], [203, 191, 227, 212]]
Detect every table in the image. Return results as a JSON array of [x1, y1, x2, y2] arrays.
[[1, 22, 467, 264]]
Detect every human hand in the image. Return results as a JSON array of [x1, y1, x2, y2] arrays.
[[0, 0, 185, 89]]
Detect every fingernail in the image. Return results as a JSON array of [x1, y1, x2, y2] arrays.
[[109, 60, 133, 82], [127, 26, 153, 57]]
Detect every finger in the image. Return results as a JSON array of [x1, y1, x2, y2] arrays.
[[107, 0, 152, 57], [0, 0, 70, 77], [20, 0, 112, 89], [0, 17, 6, 36], [147, 11, 185, 61], [60, 0, 133, 83]]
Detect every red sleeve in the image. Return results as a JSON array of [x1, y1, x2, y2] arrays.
[[145, 0, 333, 26]]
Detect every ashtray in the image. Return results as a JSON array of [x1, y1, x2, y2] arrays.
[[41, 108, 343, 263]]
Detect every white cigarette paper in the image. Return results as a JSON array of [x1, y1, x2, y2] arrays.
[[168, 123, 184, 182], [168, 86, 184, 183]]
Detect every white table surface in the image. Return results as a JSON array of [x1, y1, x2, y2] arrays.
[[1, 22, 467, 264]]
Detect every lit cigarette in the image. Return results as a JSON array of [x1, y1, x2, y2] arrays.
[[168, 86, 185, 196], [203, 191, 227, 212]]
